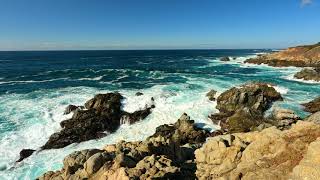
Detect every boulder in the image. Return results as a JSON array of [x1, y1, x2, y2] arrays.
[[209, 83, 283, 133], [206, 89, 217, 101], [302, 96, 320, 113], [220, 57, 230, 61], [294, 68, 320, 82]]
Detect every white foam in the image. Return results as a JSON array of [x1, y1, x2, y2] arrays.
[[0, 78, 68, 85], [283, 74, 320, 84], [0, 84, 219, 179], [78, 76, 104, 81], [273, 85, 289, 95]]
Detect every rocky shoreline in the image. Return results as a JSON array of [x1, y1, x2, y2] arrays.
[[36, 82, 320, 179], [244, 42, 320, 82]]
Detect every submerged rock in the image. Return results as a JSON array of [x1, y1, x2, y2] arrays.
[[302, 96, 320, 113], [135, 92, 143, 96]]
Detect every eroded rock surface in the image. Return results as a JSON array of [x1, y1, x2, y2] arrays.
[[195, 121, 320, 180], [209, 82, 282, 133], [302, 96, 320, 113], [294, 67, 320, 82], [38, 113, 210, 180]]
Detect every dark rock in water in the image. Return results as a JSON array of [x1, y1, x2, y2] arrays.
[[17, 149, 36, 162], [233, 57, 237, 60], [220, 57, 230, 61], [294, 68, 320, 82], [216, 83, 282, 114], [209, 83, 283, 133], [38, 113, 208, 180], [63, 105, 79, 115], [135, 92, 143, 96], [206, 89, 217, 101], [120, 106, 155, 125], [302, 96, 320, 113], [42, 92, 153, 150]]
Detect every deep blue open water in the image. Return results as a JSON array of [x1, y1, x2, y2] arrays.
[[0, 50, 319, 179]]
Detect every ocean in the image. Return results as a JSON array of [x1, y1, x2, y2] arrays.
[[0, 50, 319, 179]]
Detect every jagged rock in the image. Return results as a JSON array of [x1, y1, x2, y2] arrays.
[[16, 149, 36, 162], [38, 113, 207, 180], [127, 155, 181, 179], [148, 113, 210, 145], [206, 89, 217, 101], [294, 68, 320, 82], [302, 96, 320, 113], [195, 121, 320, 180], [209, 83, 282, 133], [40, 92, 153, 150], [220, 57, 230, 61]]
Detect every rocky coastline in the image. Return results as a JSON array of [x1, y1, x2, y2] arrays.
[[37, 82, 320, 179], [245, 42, 320, 82]]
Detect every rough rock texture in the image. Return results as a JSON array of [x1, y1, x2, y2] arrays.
[[245, 42, 320, 67], [41, 93, 154, 150], [305, 111, 320, 124], [220, 57, 230, 61], [209, 82, 282, 133], [302, 96, 320, 113], [63, 105, 84, 115], [294, 67, 320, 82], [206, 89, 217, 101], [38, 113, 210, 180], [195, 121, 320, 180], [42, 93, 154, 150]]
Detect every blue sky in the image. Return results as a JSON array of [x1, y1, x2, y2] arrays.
[[0, 0, 319, 50]]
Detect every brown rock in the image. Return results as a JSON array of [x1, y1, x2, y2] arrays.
[[245, 42, 320, 67], [302, 96, 320, 113], [195, 121, 320, 180]]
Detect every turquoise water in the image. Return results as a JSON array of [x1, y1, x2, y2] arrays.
[[0, 50, 319, 179]]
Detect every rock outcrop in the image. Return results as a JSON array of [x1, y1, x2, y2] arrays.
[[195, 121, 320, 180], [43, 93, 154, 149], [294, 67, 320, 82], [209, 82, 283, 133], [245, 42, 320, 67], [302, 96, 320, 113], [206, 89, 217, 101], [38, 114, 211, 180], [18, 92, 154, 162]]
